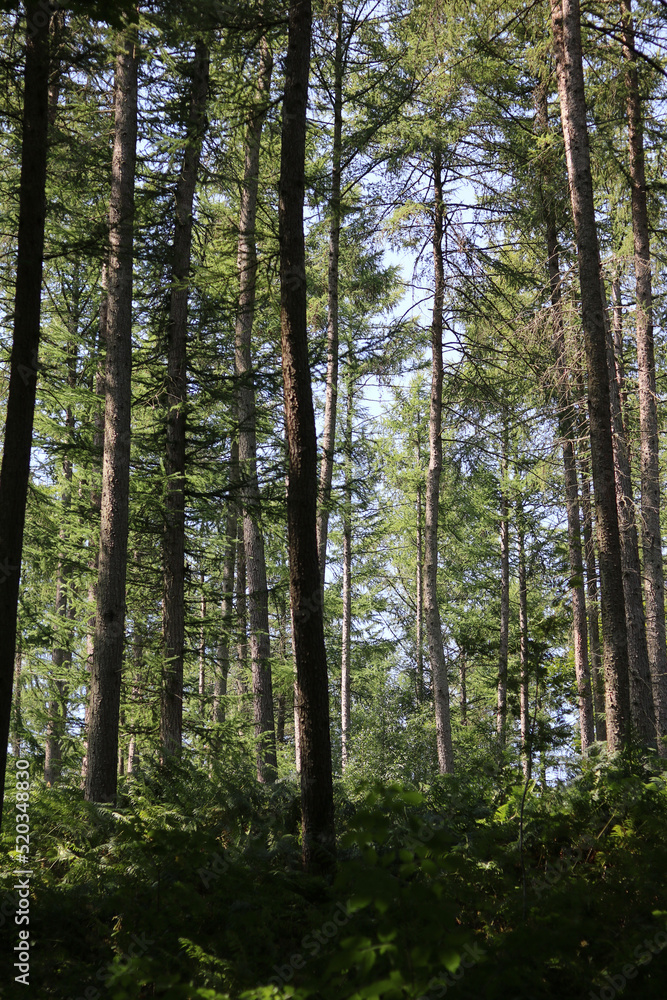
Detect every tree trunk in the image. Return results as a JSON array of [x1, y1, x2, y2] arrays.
[[540, 175, 594, 749], [579, 446, 607, 740], [497, 422, 510, 745], [235, 522, 249, 696], [199, 572, 206, 717], [274, 593, 289, 748], [127, 631, 143, 774], [425, 150, 454, 775], [549, 0, 630, 750], [416, 438, 424, 700], [316, 0, 344, 588], [235, 36, 277, 782], [518, 515, 530, 778], [279, 0, 335, 872], [85, 30, 138, 803], [214, 440, 238, 725], [44, 509, 71, 785], [276, 693, 286, 745], [602, 279, 655, 744], [459, 651, 467, 727], [45, 316, 77, 785], [12, 651, 23, 761], [82, 262, 108, 786], [621, 0, 667, 745], [0, 0, 49, 829], [293, 668, 302, 773], [43, 22, 71, 786], [611, 278, 628, 419], [341, 380, 353, 772], [559, 427, 595, 751], [161, 40, 209, 756]]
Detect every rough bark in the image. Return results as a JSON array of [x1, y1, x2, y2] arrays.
[[45, 309, 77, 784], [280, 0, 335, 871], [85, 30, 138, 803], [0, 3, 49, 828], [459, 651, 467, 727], [425, 150, 454, 774], [293, 669, 301, 773], [82, 262, 107, 786], [316, 0, 343, 588], [541, 188, 594, 749], [235, 36, 277, 782], [274, 590, 293, 745], [518, 517, 530, 778], [621, 0, 667, 744], [126, 632, 143, 774], [213, 440, 238, 725], [497, 423, 510, 745], [416, 476, 424, 701], [235, 522, 248, 696], [12, 652, 23, 761], [550, 0, 630, 749], [44, 453, 73, 785], [579, 445, 607, 741], [415, 418, 425, 701], [611, 279, 628, 420], [199, 573, 206, 717], [274, 592, 290, 749], [161, 40, 209, 756], [276, 692, 286, 745], [341, 381, 353, 772], [603, 279, 655, 743]]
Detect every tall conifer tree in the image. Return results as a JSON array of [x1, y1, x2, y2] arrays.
[[85, 24, 139, 802]]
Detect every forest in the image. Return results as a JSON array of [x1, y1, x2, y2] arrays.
[[1, 0, 667, 996]]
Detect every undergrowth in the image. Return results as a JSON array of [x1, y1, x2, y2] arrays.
[[1, 750, 666, 1000]]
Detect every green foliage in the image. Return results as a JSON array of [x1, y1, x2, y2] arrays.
[[3, 756, 667, 999]]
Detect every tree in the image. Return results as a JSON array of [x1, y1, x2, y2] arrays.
[[316, 0, 343, 587], [0, 1, 50, 828], [603, 277, 655, 743], [161, 38, 210, 757], [279, 0, 335, 871], [549, 0, 630, 750], [536, 121, 595, 747], [85, 23, 139, 803], [620, 0, 667, 746], [213, 441, 238, 725], [517, 501, 530, 776], [578, 443, 606, 740], [44, 324, 76, 785], [235, 33, 277, 782], [425, 149, 454, 774], [496, 416, 510, 746], [340, 371, 353, 771]]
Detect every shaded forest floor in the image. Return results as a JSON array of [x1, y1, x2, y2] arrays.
[[1, 746, 667, 1000]]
